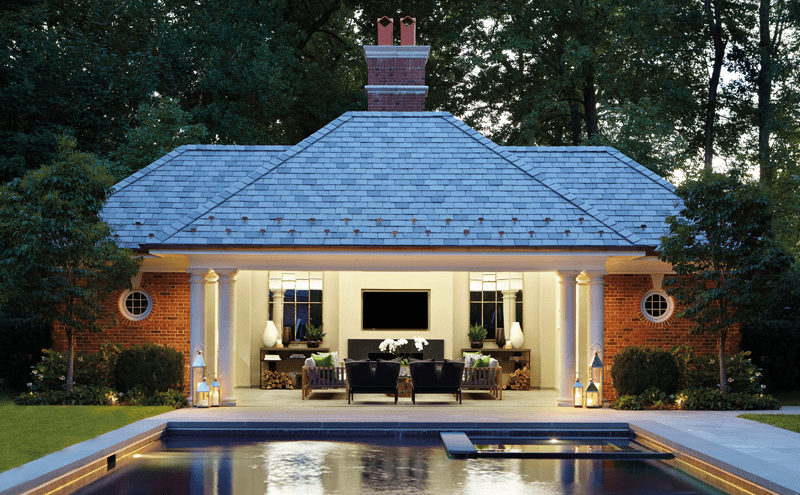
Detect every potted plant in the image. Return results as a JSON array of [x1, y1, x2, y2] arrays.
[[468, 324, 487, 348], [304, 323, 325, 348]]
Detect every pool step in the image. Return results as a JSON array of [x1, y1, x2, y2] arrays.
[[440, 431, 674, 460]]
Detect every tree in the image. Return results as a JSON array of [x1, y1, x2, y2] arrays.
[[110, 98, 208, 179], [0, 137, 140, 390], [660, 170, 793, 392]]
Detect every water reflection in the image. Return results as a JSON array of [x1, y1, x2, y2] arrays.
[[74, 437, 727, 495]]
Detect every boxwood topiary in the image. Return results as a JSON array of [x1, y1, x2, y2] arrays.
[[610, 346, 679, 397], [114, 343, 185, 395]]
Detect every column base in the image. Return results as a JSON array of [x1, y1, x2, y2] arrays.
[[557, 397, 575, 407], [221, 397, 238, 407]]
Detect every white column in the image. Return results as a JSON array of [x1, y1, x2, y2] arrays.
[[557, 271, 581, 406], [187, 268, 209, 405], [216, 269, 238, 406], [586, 270, 607, 403]]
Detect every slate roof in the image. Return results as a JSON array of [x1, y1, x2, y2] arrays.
[[102, 111, 680, 250]]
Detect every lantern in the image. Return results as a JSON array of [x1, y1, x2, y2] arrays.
[[210, 375, 221, 407], [572, 373, 584, 407], [585, 379, 600, 408], [190, 351, 206, 406], [590, 350, 604, 407], [196, 378, 210, 408]]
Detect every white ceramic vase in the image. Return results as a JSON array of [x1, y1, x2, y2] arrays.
[[510, 322, 524, 349], [262, 320, 279, 348]]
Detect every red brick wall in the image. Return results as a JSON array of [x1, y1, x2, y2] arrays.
[[366, 56, 427, 111], [54, 272, 191, 388], [603, 274, 741, 400]]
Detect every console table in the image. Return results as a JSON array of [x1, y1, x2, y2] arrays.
[[462, 348, 531, 390], [260, 347, 329, 389]]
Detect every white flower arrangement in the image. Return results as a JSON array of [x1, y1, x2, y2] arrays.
[[378, 337, 429, 355]]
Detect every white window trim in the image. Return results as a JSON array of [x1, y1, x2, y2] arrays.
[[119, 289, 153, 321], [641, 289, 674, 323]]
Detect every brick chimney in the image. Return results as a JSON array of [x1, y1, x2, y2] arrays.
[[363, 16, 430, 112]]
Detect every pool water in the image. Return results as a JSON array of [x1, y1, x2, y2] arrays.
[[75, 437, 729, 495]]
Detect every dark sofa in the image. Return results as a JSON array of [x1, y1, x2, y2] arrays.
[[409, 360, 465, 404], [344, 360, 402, 404]]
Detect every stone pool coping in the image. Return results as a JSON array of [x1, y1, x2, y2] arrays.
[[2, 393, 799, 495]]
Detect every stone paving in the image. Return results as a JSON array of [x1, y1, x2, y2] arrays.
[[2, 388, 799, 495]]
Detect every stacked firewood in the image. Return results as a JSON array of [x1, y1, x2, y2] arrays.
[[261, 370, 295, 389], [505, 366, 531, 390]]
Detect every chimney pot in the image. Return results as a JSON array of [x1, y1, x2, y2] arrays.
[[400, 17, 416, 46], [377, 16, 393, 45]]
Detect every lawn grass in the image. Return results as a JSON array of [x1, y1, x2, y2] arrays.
[[0, 389, 172, 473], [738, 414, 800, 434]]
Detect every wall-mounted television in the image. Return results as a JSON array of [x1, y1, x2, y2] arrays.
[[362, 290, 429, 330]]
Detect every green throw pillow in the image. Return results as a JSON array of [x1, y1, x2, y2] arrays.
[[475, 356, 491, 368], [312, 354, 334, 368]]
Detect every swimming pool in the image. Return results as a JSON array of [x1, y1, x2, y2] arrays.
[[73, 436, 730, 495]]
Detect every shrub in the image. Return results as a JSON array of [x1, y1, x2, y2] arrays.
[[146, 390, 188, 408], [15, 385, 116, 406], [114, 343, 185, 395], [25, 344, 121, 393], [672, 344, 718, 389], [676, 388, 780, 410], [742, 318, 800, 392], [610, 346, 679, 397]]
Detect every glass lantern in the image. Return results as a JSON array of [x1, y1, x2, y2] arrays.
[[210, 375, 221, 407], [190, 351, 206, 406], [196, 378, 210, 408], [585, 379, 600, 408], [572, 373, 584, 407], [590, 350, 604, 407]]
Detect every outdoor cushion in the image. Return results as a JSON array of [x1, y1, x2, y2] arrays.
[[312, 354, 334, 368]]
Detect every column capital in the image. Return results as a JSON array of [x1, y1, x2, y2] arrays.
[[556, 270, 582, 283], [214, 269, 239, 282], [187, 268, 211, 283], [584, 270, 608, 284]]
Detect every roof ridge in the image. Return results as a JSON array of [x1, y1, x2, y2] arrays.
[[441, 115, 642, 246], [109, 146, 190, 195], [152, 114, 355, 244]]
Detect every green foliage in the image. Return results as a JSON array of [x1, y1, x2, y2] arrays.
[[24, 345, 121, 393], [609, 346, 679, 396], [673, 345, 768, 394], [14, 386, 117, 406], [304, 323, 325, 341], [676, 388, 780, 411], [612, 387, 674, 410], [660, 170, 794, 391], [113, 343, 185, 395], [742, 319, 800, 392], [110, 98, 207, 180], [468, 323, 488, 342], [120, 387, 187, 409], [0, 137, 140, 389]]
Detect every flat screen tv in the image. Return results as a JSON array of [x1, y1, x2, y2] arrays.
[[362, 290, 429, 330]]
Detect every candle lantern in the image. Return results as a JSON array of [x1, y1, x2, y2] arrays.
[[196, 378, 210, 408], [590, 350, 604, 407], [190, 351, 206, 406], [572, 372, 584, 407], [210, 375, 221, 407], [585, 379, 600, 408]]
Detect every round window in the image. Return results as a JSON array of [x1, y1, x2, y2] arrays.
[[641, 290, 673, 323], [119, 289, 153, 321]]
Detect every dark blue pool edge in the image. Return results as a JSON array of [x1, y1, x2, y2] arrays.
[[0, 421, 787, 495]]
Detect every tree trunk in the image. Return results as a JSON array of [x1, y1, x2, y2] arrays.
[[570, 102, 583, 146], [704, 0, 726, 171], [584, 66, 599, 140], [718, 331, 727, 393], [757, 0, 773, 186], [67, 332, 74, 391]]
